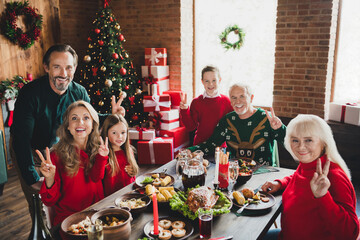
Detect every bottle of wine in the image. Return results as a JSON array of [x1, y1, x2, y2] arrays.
[[28, 194, 53, 240]]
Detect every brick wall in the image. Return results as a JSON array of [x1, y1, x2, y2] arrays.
[[273, 0, 338, 118]]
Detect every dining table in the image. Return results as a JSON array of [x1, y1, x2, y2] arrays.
[[88, 159, 295, 240]]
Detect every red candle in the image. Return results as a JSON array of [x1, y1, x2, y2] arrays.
[[152, 192, 159, 235], [27, 73, 33, 81]]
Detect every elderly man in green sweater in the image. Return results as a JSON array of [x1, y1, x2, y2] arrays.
[[189, 83, 286, 166], [10, 44, 124, 224]]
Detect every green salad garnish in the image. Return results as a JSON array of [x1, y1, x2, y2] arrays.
[[141, 176, 154, 184], [169, 186, 231, 220]]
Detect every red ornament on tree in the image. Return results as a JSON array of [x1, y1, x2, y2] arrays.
[[132, 115, 139, 121], [94, 28, 100, 34], [119, 68, 127, 75], [88, 37, 92, 41], [98, 40, 104, 46], [118, 34, 125, 41], [125, 85, 129, 90], [112, 53, 119, 59], [109, 17, 113, 22]]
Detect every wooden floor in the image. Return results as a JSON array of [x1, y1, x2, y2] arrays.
[[1, 165, 360, 240], [0, 165, 159, 240]]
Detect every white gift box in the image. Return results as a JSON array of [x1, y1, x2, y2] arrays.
[[129, 128, 156, 140], [141, 66, 170, 95], [160, 121, 180, 131], [149, 109, 179, 122], [329, 102, 360, 126]]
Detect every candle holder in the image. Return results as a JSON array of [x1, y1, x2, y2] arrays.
[[212, 181, 219, 190], [149, 231, 160, 240]]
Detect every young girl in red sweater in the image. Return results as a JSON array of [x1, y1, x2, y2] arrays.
[[99, 114, 139, 196], [37, 100, 109, 227], [180, 65, 233, 146]]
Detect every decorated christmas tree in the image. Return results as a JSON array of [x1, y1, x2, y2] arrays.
[[79, 1, 148, 126]]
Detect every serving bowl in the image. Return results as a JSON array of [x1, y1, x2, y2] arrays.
[[114, 192, 151, 215], [236, 171, 253, 186], [60, 210, 97, 239], [91, 208, 132, 240]]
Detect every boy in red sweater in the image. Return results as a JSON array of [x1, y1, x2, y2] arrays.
[[180, 65, 233, 146]]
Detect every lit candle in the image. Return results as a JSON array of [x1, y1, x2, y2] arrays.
[[214, 147, 220, 183], [27, 73, 33, 81], [152, 192, 159, 235]]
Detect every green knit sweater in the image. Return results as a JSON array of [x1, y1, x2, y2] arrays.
[[189, 109, 286, 166]]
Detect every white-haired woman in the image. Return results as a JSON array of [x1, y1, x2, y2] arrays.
[[262, 114, 359, 240]]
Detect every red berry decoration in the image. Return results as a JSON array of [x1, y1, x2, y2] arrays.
[[98, 40, 104, 46], [132, 115, 139, 121], [88, 37, 91, 41], [119, 68, 127, 76], [118, 34, 125, 41], [94, 29, 100, 34], [112, 53, 119, 59], [125, 85, 129, 90]]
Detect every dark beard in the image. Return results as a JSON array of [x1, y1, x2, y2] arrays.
[[52, 76, 69, 91]]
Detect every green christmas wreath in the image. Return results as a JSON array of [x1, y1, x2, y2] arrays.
[[219, 25, 245, 50], [2, 1, 43, 50]]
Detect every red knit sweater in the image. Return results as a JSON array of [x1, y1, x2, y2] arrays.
[[100, 150, 136, 197], [277, 155, 359, 240], [39, 150, 107, 226], [180, 94, 233, 145]]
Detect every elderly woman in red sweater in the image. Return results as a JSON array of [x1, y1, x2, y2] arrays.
[[262, 114, 359, 240]]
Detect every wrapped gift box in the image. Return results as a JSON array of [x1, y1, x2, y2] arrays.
[[329, 102, 360, 126], [162, 90, 182, 109], [142, 66, 169, 95], [159, 127, 190, 154], [137, 137, 174, 164], [129, 128, 156, 140], [145, 48, 167, 66], [143, 95, 171, 112], [150, 109, 180, 130], [160, 121, 180, 131]]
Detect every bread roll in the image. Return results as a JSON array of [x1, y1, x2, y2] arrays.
[[241, 188, 255, 199], [233, 191, 246, 205], [161, 176, 172, 186]]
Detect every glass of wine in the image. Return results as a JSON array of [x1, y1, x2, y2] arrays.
[[175, 148, 190, 181], [228, 160, 239, 195]]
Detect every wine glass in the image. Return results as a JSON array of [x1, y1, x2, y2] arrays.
[[228, 160, 239, 195], [175, 148, 190, 181]]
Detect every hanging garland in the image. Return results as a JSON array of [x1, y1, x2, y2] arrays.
[[219, 25, 245, 50], [2, 1, 43, 50]]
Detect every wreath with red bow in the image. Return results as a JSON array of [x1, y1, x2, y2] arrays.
[[2, 1, 43, 50]]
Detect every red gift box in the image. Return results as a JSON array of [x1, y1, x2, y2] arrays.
[[162, 90, 182, 109], [143, 95, 171, 112], [145, 48, 167, 66], [159, 127, 189, 154], [137, 137, 174, 165]]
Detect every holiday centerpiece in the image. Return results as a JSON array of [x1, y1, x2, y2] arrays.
[[1, 1, 43, 50], [219, 25, 245, 50]]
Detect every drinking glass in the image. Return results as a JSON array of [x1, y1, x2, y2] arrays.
[[228, 160, 239, 195], [198, 209, 213, 239], [87, 219, 103, 240], [176, 148, 190, 181]]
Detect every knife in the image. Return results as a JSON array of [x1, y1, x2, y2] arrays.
[[208, 236, 233, 240], [236, 184, 262, 214]]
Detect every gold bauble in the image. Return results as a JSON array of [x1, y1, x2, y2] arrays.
[[116, 24, 120, 30], [121, 91, 127, 98], [125, 53, 129, 58], [100, 66, 106, 72], [112, 77, 116, 81], [105, 79, 113, 87], [136, 88, 142, 94], [99, 101, 104, 106], [83, 55, 91, 62], [89, 84, 93, 88], [89, 44, 93, 48]]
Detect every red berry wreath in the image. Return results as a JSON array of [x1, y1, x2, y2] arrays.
[[2, 1, 43, 50]]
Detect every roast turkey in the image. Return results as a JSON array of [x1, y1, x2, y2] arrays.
[[185, 186, 219, 213]]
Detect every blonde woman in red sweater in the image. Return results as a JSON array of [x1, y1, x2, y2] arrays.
[[262, 114, 359, 240]]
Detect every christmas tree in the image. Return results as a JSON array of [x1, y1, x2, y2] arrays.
[[79, 1, 148, 126]]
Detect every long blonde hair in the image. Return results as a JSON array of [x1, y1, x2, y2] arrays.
[[53, 100, 100, 176], [100, 114, 139, 177], [284, 114, 351, 179]]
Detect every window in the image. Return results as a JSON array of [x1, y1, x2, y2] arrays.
[[194, 0, 278, 106], [333, 0, 360, 103]]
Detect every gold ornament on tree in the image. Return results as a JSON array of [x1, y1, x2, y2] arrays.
[[98, 100, 104, 106], [100, 66, 106, 72], [120, 91, 127, 98], [89, 44, 93, 48], [89, 84, 93, 88], [135, 88, 142, 95], [83, 55, 91, 62], [125, 53, 129, 58], [105, 79, 113, 87]]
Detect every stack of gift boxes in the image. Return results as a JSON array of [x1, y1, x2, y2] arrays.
[[329, 102, 360, 126], [129, 48, 190, 165]]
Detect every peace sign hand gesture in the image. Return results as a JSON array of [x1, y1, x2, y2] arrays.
[[111, 95, 126, 116], [36, 147, 56, 188], [98, 137, 109, 157], [265, 107, 283, 130], [310, 158, 331, 198], [180, 92, 188, 110]]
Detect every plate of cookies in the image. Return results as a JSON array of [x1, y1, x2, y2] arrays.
[[135, 172, 175, 188], [144, 216, 194, 240]]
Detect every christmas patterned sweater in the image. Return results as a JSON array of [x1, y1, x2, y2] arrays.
[[189, 108, 286, 166]]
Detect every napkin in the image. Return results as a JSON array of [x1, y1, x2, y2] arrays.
[[253, 166, 280, 175]]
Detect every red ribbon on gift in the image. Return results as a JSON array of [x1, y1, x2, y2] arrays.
[[136, 127, 148, 140], [341, 105, 346, 123], [149, 112, 163, 131]]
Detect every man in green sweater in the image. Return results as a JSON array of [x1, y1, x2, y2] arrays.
[[10, 44, 124, 223], [189, 83, 286, 166]]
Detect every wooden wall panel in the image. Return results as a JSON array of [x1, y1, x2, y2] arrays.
[[0, 0, 61, 165]]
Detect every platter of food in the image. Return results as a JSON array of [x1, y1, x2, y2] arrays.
[[169, 186, 232, 220], [61, 210, 97, 238], [135, 172, 174, 188], [114, 192, 151, 214], [131, 185, 179, 205], [143, 216, 194, 240], [232, 188, 276, 211]]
